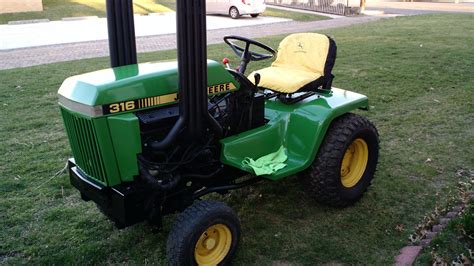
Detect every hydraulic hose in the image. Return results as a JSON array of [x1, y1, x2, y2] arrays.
[[139, 165, 181, 191]]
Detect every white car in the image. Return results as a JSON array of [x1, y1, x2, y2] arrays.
[[206, 0, 266, 19]]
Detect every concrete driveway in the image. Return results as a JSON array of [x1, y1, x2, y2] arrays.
[[0, 13, 290, 50]]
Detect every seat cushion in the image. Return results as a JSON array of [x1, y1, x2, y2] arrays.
[[273, 33, 331, 75], [248, 33, 336, 94], [249, 66, 322, 94]]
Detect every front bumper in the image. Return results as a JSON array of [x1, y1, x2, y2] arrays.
[[68, 159, 148, 228]]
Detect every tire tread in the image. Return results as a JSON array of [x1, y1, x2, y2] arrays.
[[300, 113, 379, 207], [166, 200, 240, 265]]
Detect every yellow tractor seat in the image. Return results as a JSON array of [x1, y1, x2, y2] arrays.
[[249, 33, 337, 94]]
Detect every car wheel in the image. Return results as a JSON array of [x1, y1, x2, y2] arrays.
[[229, 7, 240, 19], [250, 14, 259, 18]]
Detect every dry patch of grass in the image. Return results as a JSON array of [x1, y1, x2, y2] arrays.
[[0, 0, 172, 24]]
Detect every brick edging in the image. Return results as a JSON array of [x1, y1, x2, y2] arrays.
[[394, 191, 473, 265]]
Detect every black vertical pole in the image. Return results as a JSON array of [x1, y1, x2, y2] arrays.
[[176, 0, 208, 139], [150, 0, 222, 150], [106, 0, 137, 67]]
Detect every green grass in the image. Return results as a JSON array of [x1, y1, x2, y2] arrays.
[[0, 1, 328, 24], [262, 7, 328, 21], [152, 0, 176, 11], [1, 13, 474, 264]]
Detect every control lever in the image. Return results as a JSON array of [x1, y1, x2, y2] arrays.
[[222, 57, 231, 69], [253, 73, 261, 88]]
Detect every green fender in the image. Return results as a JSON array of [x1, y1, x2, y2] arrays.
[[220, 88, 369, 180]]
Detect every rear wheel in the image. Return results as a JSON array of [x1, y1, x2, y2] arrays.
[[229, 7, 240, 19], [166, 200, 240, 266], [300, 113, 379, 207], [250, 14, 259, 18]]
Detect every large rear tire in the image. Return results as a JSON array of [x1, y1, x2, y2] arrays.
[[166, 200, 241, 266], [300, 113, 379, 207]]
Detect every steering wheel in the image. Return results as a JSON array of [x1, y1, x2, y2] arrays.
[[223, 35, 276, 74]]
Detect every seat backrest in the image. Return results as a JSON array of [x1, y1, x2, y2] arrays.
[[271, 33, 336, 77]]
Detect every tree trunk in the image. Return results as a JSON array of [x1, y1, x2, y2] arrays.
[[360, 0, 366, 13]]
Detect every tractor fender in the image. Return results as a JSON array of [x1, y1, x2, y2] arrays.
[[220, 87, 369, 180]]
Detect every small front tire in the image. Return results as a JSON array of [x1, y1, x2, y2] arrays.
[[166, 200, 241, 266], [229, 7, 240, 19]]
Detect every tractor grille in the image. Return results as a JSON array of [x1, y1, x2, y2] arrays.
[[61, 108, 107, 184]]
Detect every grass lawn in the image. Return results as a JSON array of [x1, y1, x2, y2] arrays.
[[262, 7, 328, 21], [1, 13, 473, 264], [0, 0, 327, 24]]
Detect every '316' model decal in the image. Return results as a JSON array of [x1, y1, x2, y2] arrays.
[[103, 93, 177, 114], [102, 82, 237, 115]]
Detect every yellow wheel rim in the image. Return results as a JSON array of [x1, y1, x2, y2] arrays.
[[340, 138, 369, 188], [194, 224, 232, 266]]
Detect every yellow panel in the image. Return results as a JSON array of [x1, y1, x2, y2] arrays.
[[160, 93, 177, 104]]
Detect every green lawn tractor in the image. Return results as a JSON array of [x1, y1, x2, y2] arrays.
[[58, 0, 379, 264]]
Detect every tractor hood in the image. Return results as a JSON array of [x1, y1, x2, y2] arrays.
[[58, 60, 239, 117]]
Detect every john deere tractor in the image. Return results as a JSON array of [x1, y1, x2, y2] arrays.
[[58, 0, 379, 264]]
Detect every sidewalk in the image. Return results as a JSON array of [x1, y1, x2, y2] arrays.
[[367, 2, 474, 15], [0, 15, 383, 70], [0, 13, 291, 50]]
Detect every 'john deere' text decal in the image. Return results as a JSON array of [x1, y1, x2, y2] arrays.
[[207, 82, 236, 95]]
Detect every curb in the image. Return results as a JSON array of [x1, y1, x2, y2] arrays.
[[62, 16, 99, 21], [149, 12, 175, 16], [8, 19, 49, 25]]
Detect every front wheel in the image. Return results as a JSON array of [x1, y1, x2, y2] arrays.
[[229, 7, 240, 19], [300, 113, 379, 207], [250, 14, 259, 18], [166, 200, 241, 266]]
